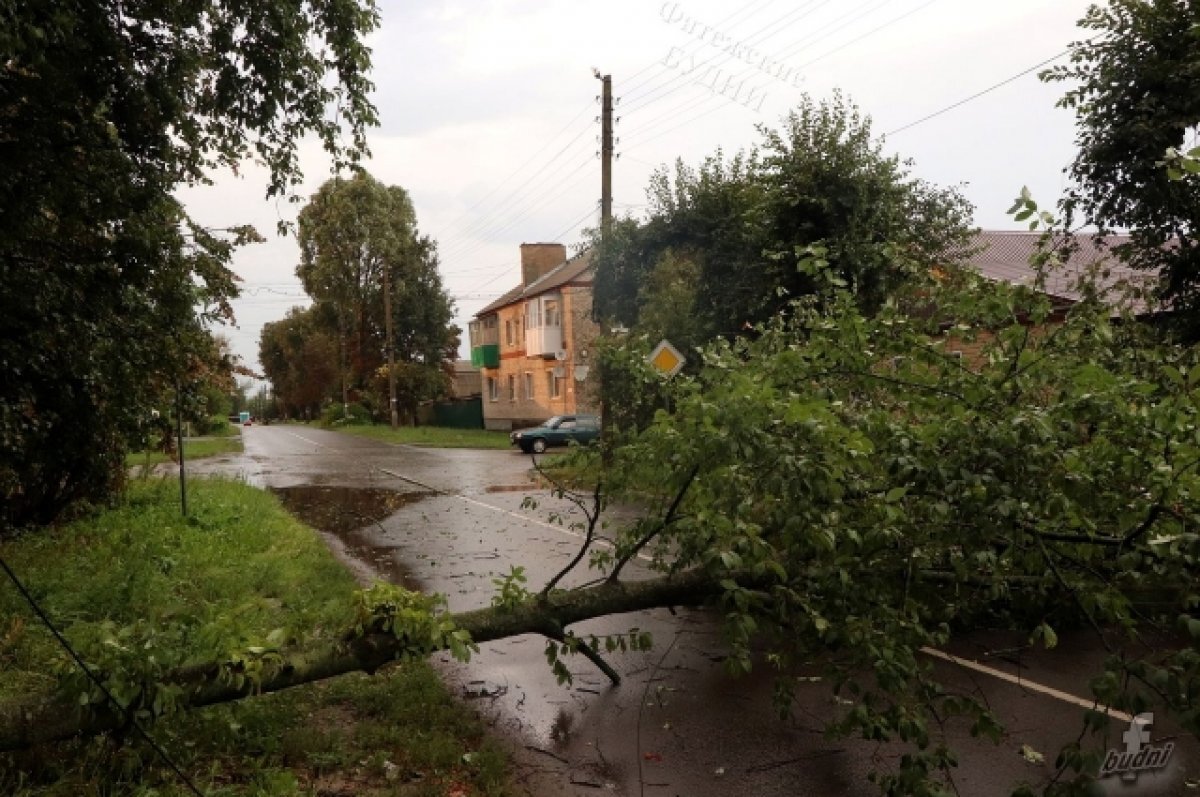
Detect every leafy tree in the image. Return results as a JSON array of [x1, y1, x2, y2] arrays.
[[1043, 0, 1200, 336], [592, 93, 974, 351], [259, 306, 341, 420], [294, 171, 456, 423], [0, 0, 378, 529]]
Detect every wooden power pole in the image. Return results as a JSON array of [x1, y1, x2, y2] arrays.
[[595, 70, 614, 462], [599, 72, 613, 231]]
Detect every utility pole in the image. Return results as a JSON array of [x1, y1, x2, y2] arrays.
[[599, 71, 613, 232], [383, 262, 399, 429], [595, 70, 614, 463]]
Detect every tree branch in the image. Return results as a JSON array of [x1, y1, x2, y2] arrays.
[[544, 628, 621, 686], [538, 470, 604, 598], [607, 465, 698, 583], [0, 569, 728, 752]]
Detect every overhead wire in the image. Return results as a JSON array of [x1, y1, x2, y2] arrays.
[[622, 0, 940, 151], [432, 98, 595, 238], [623, 0, 909, 143], [441, 154, 597, 265], [885, 48, 1071, 136], [619, 0, 785, 103], [439, 124, 596, 258], [438, 2, 806, 291], [0, 555, 206, 797], [789, 0, 939, 72], [618, 3, 849, 145], [618, 0, 831, 118], [548, 204, 600, 244]]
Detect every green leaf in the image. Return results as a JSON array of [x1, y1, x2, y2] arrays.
[[1186, 617, 1200, 640]]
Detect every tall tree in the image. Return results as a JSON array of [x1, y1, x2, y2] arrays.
[[294, 172, 456, 422], [592, 93, 973, 351], [1043, 0, 1200, 336], [259, 306, 341, 420], [0, 0, 378, 529]]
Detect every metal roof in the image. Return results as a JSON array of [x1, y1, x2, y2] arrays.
[[475, 249, 594, 317], [966, 230, 1157, 309]]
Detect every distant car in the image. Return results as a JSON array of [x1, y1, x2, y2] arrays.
[[510, 414, 601, 454]]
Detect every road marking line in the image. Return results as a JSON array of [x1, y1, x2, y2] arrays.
[[376, 467, 654, 563], [919, 647, 1133, 723], [283, 430, 331, 449]]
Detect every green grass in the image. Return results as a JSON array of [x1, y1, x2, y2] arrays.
[[336, 424, 513, 449], [126, 435, 243, 468], [0, 479, 512, 796]]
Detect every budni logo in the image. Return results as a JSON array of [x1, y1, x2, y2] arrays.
[[1100, 713, 1174, 783]]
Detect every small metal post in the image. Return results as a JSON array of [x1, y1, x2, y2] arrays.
[[176, 381, 187, 517]]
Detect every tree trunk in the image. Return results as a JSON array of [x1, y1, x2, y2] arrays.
[[0, 569, 722, 752]]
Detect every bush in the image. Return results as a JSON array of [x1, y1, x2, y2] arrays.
[[318, 402, 373, 427], [193, 415, 232, 436]]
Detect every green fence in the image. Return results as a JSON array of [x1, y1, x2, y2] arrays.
[[419, 397, 483, 429]]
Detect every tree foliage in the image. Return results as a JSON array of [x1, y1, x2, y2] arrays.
[[259, 306, 341, 420], [1043, 0, 1200, 337], [592, 93, 974, 353], [268, 171, 457, 422], [593, 244, 1200, 793], [0, 0, 378, 529]]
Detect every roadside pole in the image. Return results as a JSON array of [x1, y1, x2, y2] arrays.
[[175, 380, 187, 517]]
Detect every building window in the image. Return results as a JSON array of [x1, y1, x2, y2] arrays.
[[544, 298, 561, 327], [504, 319, 512, 346], [526, 300, 541, 328], [548, 371, 562, 399], [487, 377, 499, 402], [508, 375, 516, 402], [523, 372, 534, 400]]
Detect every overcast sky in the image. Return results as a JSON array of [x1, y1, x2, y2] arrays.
[[179, 0, 1097, 380]]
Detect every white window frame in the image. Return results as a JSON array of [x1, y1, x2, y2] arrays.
[[487, 377, 499, 402]]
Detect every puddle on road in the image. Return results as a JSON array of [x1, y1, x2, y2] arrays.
[[271, 485, 435, 589]]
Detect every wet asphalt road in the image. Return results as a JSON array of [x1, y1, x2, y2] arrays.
[[193, 425, 1198, 797]]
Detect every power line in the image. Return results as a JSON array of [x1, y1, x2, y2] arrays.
[[886, 48, 1070, 136], [438, 124, 596, 258], [441, 155, 596, 267], [789, 0, 939, 71], [432, 98, 595, 239], [619, 0, 784, 102], [0, 555, 205, 797], [622, 0, 940, 149], [623, 0, 910, 144], [549, 204, 599, 244]]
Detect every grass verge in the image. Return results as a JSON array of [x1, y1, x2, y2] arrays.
[[126, 435, 244, 468], [335, 424, 512, 450], [0, 478, 511, 796]]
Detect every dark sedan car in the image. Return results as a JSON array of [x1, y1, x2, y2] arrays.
[[510, 414, 601, 453]]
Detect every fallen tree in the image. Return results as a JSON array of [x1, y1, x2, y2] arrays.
[[6, 225, 1200, 796], [0, 568, 722, 752]]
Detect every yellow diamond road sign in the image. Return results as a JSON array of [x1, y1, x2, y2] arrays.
[[648, 339, 685, 377]]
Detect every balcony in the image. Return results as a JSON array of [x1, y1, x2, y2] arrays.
[[469, 316, 500, 368], [524, 294, 564, 358]]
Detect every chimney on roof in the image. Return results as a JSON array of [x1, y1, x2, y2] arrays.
[[520, 243, 566, 287]]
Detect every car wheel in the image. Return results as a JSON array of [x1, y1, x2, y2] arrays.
[[531, 438, 547, 454]]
